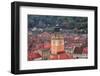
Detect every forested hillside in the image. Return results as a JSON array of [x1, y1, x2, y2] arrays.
[[28, 15, 88, 34]]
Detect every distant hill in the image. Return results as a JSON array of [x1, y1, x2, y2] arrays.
[[28, 15, 88, 34]]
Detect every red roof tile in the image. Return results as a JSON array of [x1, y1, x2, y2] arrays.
[[28, 52, 41, 60], [59, 53, 73, 59], [83, 47, 88, 54], [49, 52, 73, 60]]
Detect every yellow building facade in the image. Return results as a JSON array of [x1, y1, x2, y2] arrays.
[[51, 32, 64, 55]]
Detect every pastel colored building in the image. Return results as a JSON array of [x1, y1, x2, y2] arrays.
[[51, 26, 64, 55]]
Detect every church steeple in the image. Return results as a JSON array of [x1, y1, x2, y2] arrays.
[[51, 24, 64, 55], [54, 24, 61, 32]]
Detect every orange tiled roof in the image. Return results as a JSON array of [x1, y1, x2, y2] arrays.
[[28, 52, 41, 60], [49, 52, 73, 60], [83, 47, 88, 54]]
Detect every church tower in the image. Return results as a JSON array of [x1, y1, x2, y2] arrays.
[[51, 25, 64, 55]]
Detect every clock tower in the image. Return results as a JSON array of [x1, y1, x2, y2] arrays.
[[51, 25, 64, 55]]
